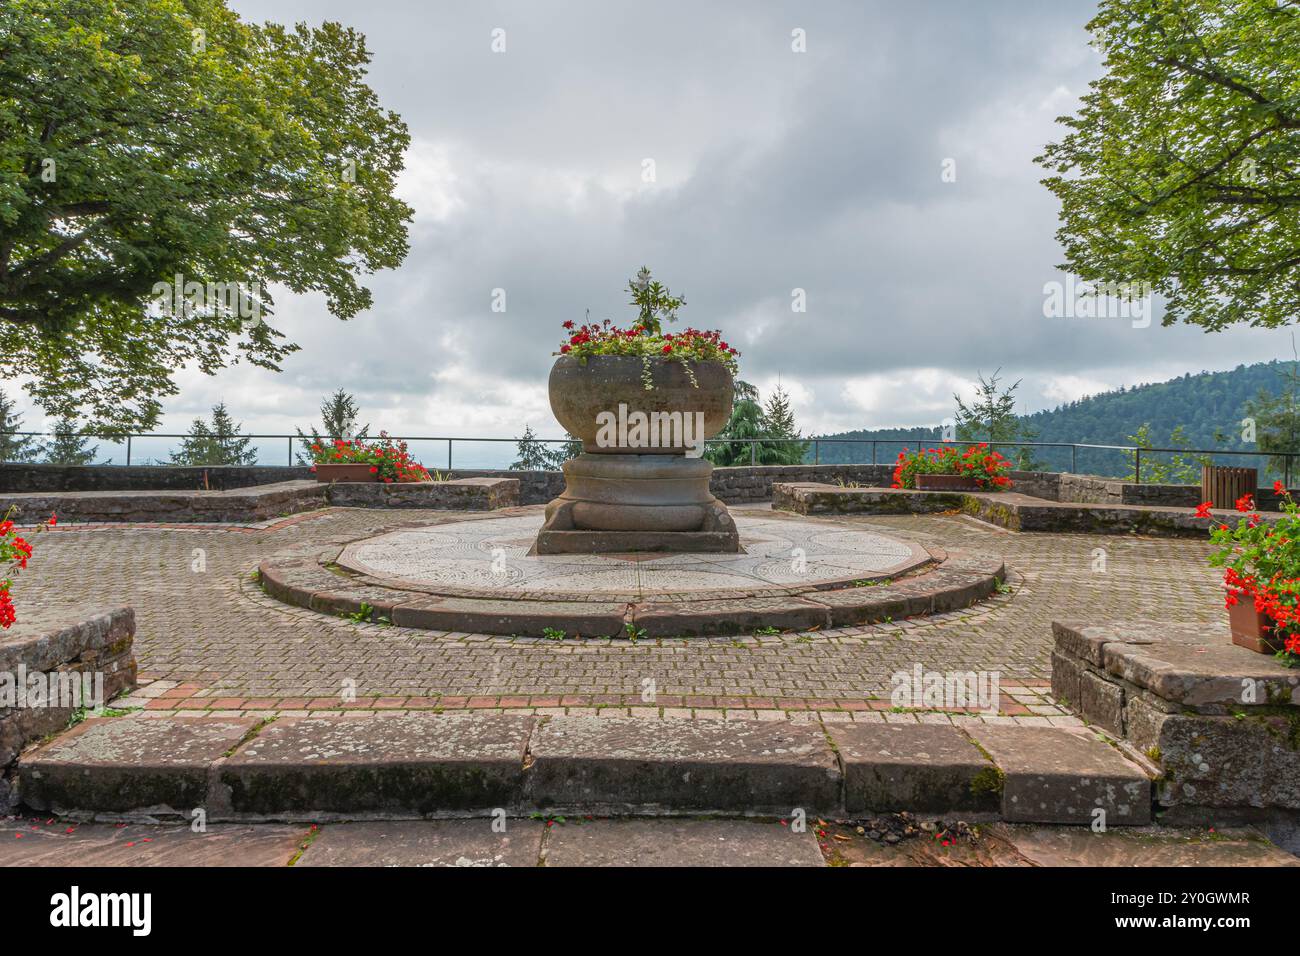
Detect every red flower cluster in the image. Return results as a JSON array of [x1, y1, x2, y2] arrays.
[[556, 317, 740, 373], [1209, 482, 1300, 662], [307, 434, 432, 483], [1, 508, 58, 629], [890, 443, 1014, 491]]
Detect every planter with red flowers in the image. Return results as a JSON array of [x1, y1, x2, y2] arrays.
[[307, 434, 432, 484], [551, 268, 740, 452], [1206, 482, 1300, 665], [891, 444, 1014, 492], [1, 506, 57, 629]]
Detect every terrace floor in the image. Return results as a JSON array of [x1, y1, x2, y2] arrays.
[[17, 503, 1225, 715]]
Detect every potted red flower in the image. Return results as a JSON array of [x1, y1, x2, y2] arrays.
[[891, 444, 1014, 492], [307, 433, 432, 484], [1206, 482, 1300, 664], [1, 506, 57, 629]]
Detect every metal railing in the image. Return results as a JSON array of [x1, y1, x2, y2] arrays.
[[4, 432, 1299, 484]]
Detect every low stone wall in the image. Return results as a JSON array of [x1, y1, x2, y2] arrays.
[[772, 482, 1272, 537], [0, 463, 310, 493], [0, 461, 1239, 510], [1, 607, 137, 810], [1051, 621, 1300, 825], [327, 477, 519, 511], [0, 477, 520, 524], [448, 469, 564, 506], [1056, 473, 1201, 508], [1, 481, 327, 524]]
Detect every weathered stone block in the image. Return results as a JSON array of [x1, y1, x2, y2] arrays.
[[830, 723, 1000, 814], [19, 716, 256, 816], [222, 713, 535, 816], [525, 716, 841, 814], [1080, 670, 1125, 736], [966, 725, 1150, 825], [1050, 650, 1082, 709]]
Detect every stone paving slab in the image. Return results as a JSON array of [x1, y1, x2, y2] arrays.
[[966, 725, 1151, 825], [983, 823, 1300, 867], [831, 724, 1000, 814], [1101, 639, 1300, 709], [525, 715, 841, 814], [1052, 620, 1214, 666], [19, 716, 257, 817], [0, 819, 307, 866], [540, 818, 825, 866], [221, 713, 535, 817], [295, 819, 544, 867]]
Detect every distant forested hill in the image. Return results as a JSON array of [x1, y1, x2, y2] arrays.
[[813, 361, 1297, 474]]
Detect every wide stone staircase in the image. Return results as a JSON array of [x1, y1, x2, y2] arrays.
[[15, 711, 1154, 825]]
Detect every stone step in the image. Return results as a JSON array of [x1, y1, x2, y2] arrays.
[[15, 714, 1152, 825], [4, 817, 1294, 867]]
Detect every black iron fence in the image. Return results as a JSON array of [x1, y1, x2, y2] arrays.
[[5, 431, 1300, 485]]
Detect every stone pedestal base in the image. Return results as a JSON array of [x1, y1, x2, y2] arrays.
[[532, 453, 740, 555]]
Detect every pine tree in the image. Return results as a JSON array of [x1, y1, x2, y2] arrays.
[[761, 384, 809, 465], [511, 425, 552, 470], [0, 388, 42, 463], [43, 416, 99, 466], [706, 381, 767, 467], [953, 370, 1041, 470], [170, 403, 258, 466], [296, 390, 370, 463]]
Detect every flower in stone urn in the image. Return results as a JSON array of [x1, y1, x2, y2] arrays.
[[549, 269, 739, 455]]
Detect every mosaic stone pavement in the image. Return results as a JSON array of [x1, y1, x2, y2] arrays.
[[13, 504, 1228, 706], [340, 513, 927, 596]]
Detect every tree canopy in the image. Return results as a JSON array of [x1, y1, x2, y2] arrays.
[[0, 0, 412, 431], [1037, 0, 1300, 331]]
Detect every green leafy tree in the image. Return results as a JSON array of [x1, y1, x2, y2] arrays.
[[1244, 356, 1300, 482], [1122, 423, 1216, 484], [296, 389, 369, 463], [170, 402, 257, 466], [1037, 0, 1300, 331], [0, 388, 41, 462], [0, 0, 413, 432], [43, 415, 98, 465], [954, 370, 1041, 470]]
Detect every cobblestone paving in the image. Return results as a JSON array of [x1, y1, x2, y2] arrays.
[[17, 504, 1225, 705]]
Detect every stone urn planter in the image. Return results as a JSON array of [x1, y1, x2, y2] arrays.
[[915, 474, 981, 492], [535, 354, 740, 554], [1226, 595, 1285, 654], [314, 463, 379, 483]]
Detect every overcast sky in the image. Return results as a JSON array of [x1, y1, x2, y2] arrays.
[[32, 0, 1298, 447]]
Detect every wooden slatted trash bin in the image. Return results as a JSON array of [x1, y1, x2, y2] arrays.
[[1201, 465, 1257, 509]]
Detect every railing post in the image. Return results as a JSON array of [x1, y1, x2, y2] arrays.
[[126, 435, 132, 466], [448, 439, 453, 472], [871, 441, 877, 465], [750, 440, 756, 466], [288, 436, 293, 466], [1134, 448, 1141, 484], [1071, 444, 1077, 474], [814, 440, 819, 465]]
